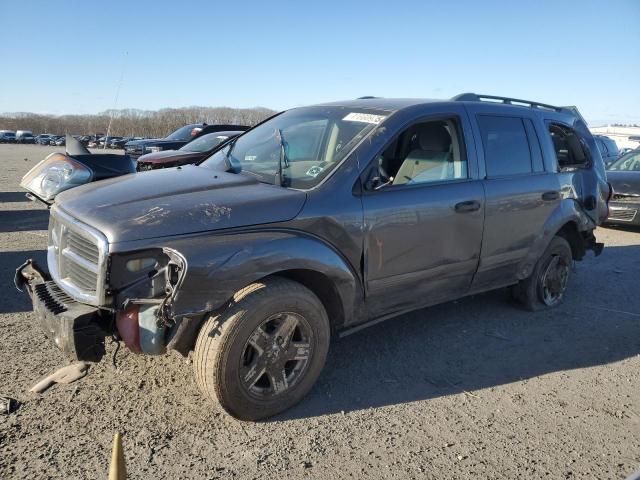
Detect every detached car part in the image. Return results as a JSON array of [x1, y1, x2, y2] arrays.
[[20, 135, 135, 204]]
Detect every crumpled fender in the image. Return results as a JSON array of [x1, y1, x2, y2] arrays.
[[516, 198, 593, 280], [160, 229, 361, 326]]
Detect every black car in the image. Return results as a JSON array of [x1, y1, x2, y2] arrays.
[[108, 137, 133, 149], [605, 148, 640, 226], [124, 123, 249, 160], [16, 94, 609, 420]]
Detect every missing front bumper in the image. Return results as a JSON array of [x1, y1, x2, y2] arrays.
[[15, 259, 109, 362]]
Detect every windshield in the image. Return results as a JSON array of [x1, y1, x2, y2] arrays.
[[165, 125, 201, 141], [201, 106, 388, 188], [608, 150, 640, 171], [181, 133, 229, 153]]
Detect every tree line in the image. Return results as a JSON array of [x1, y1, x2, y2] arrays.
[[0, 106, 278, 137]]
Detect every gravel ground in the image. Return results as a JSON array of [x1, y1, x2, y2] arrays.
[[0, 144, 639, 479]]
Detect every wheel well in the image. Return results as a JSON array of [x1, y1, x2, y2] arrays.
[[268, 269, 344, 333], [555, 221, 585, 260]]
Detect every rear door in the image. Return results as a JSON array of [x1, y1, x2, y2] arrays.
[[466, 105, 561, 290]]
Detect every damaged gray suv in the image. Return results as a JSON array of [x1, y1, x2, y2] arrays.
[[16, 94, 611, 420]]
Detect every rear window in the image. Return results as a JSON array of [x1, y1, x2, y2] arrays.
[[478, 115, 532, 177]]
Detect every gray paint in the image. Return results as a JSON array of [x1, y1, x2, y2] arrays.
[[50, 97, 610, 350]]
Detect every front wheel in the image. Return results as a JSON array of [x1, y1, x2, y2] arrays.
[[193, 277, 330, 420], [511, 236, 573, 311]]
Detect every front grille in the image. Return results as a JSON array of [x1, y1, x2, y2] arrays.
[[66, 230, 100, 263], [34, 281, 76, 314], [608, 208, 637, 222], [48, 208, 108, 306]]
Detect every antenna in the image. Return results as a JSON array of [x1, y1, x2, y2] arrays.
[[104, 52, 128, 149]]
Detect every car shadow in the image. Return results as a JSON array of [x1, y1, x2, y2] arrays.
[[0, 250, 46, 314], [0, 191, 30, 203], [0, 210, 49, 232], [280, 243, 640, 420], [602, 224, 640, 233]]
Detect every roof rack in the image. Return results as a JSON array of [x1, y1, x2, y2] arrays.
[[451, 93, 563, 112]]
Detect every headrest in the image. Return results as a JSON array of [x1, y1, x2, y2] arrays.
[[417, 124, 451, 152]]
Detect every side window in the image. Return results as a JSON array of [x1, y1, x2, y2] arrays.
[[477, 115, 532, 177], [548, 123, 589, 169], [595, 138, 607, 155], [367, 118, 468, 189]]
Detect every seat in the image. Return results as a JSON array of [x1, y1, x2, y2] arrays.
[[392, 124, 452, 185]]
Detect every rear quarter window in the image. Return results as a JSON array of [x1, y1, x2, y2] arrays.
[[477, 115, 533, 177]]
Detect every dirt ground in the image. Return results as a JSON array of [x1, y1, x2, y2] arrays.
[[0, 144, 638, 479]]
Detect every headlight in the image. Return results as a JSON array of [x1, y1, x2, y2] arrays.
[[148, 146, 162, 153], [20, 153, 92, 202]]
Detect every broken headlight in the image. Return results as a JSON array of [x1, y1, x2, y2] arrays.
[[20, 153, 92, 202]]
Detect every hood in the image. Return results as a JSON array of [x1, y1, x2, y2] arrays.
[[137, 149, 202, 165], [606, 170, 640, 196], [54, 165, 307, 243]]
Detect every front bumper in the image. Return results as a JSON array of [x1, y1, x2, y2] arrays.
[[14, 260, 109, 362], [605, 201, 640, 226]]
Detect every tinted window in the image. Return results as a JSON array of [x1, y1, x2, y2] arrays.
[[478, 115, 532, 177], [595, 138, 607, 154]]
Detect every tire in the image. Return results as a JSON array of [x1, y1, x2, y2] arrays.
[[193, 277, 330, 420], [511, 236, 572, 311]]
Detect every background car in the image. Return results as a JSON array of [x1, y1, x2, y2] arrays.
[[16, 130, 35, 143], [136, 130, 243, 171], [88, 136, 105, 148], [54, 136, 66, 146], [34, 134, 54, 145], [0, 131, 16, 143], [605, 148, 640, 226], [124, 123, 249, 159], [594, 135, 620, 167], [108, 137, 130, 149]]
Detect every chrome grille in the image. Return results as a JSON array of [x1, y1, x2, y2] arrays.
[[608, 207, 637, 222], [48, 207, 108, 306]]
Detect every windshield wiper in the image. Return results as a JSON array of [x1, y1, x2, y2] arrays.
[[223, 136, 240, 173], [275, 128, 290, 187]]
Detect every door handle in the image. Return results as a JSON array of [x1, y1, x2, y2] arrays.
[[454, 200, 481, 213], [542, 191, 560, 201]]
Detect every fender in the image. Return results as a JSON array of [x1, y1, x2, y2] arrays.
[[516, 198, 593, 280], [159, 229, 362, 327]]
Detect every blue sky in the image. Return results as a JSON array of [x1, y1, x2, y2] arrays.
[[1, 0, 639, 125]]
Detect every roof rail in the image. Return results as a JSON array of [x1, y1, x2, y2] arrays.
[[357, 96, 378, 99], [451, 93, 563, 112]]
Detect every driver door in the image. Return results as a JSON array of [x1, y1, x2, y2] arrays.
[[361, 111, 484, 317]]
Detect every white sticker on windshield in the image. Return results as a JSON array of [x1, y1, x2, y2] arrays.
[[342, 112, 386, 124]]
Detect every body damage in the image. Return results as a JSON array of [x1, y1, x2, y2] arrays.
[[109, 230, 363, 354]]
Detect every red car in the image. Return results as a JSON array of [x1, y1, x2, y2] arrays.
[[136, 130, 245, 171]]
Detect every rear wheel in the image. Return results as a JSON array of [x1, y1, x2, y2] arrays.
[[193, 277, 330, 420], [511, 236, 572, 311]]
